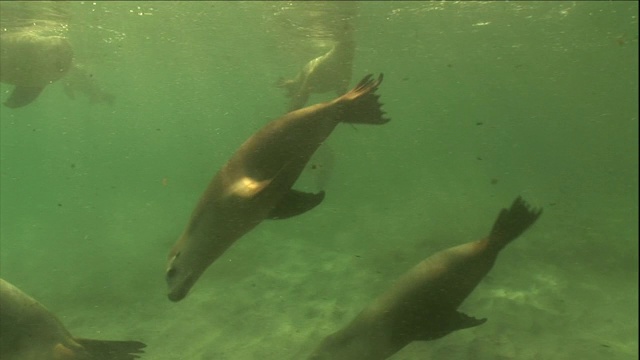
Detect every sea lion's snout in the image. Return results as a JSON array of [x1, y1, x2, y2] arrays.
[[166, 252, 199, 302], [167, 287, 187, 302], [166, 268, 189, 302]]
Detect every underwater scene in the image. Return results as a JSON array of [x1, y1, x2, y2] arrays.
[[0, 1, 638, 359]]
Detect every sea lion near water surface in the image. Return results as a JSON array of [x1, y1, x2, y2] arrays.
[[277, 32, 355, 111], [0, 30, 74, 108], [307, 197, 542, 360], [166, 74, 389, 302], [0, 278, 146, 360], [274, 2, 358, 111]]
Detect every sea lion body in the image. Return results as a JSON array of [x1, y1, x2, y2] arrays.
[[0, 30, 73, 108], [0, 278, 145, 360], [166, 74, 389, 302], [278, 37, 355, 111], [308, 197, 542, 360]]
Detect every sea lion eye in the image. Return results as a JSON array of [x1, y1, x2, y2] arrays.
[[167, 267, 177, 278]]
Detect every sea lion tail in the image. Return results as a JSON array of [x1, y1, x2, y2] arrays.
[[336, 73, 389, 125], [73, 338, 146, 360], [487, 196, 542, 251]]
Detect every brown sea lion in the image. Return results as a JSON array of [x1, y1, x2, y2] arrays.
[[166, 74, 389, 302], [0, 278, 146, 360], [0, 30, 74, 108], [307, 197, 542, 360], [277, 34, 355, 111]]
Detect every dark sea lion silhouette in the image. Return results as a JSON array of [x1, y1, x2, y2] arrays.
[[307, 197, 542, 360], [0, 278, 146, 360], [0, 30, 74, 108], [166, 74, 389, 302]]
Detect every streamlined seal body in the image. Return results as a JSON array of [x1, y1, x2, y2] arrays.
[[0, 30, 74, 108], [0, 278, 146, 360], [278, 36, 355, 111], [308, 197, 542, 360], [166, 74, 389, 302]]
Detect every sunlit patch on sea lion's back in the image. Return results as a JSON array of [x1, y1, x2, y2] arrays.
[[226, 177, 272, 198]]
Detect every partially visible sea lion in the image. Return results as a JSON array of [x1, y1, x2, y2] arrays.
[[0, 278, 146, 360], [0, 30, 74, 108], [307, 197, 542, 360], [277, 31, 355, 111], [166, 74, 389, 302]]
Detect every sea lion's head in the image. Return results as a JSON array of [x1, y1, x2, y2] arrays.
[[166, 240, 198, 302], [165, 231, 215, 302], [166, 257, 190, 302]]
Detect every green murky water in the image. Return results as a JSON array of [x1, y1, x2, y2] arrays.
[[1, 2, 637, 359]]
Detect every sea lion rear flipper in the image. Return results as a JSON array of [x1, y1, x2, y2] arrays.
[[4, 86, 45, 108], [267, 189, 325, 220], [487, 196, 543, 251], [336, 74, 389, 125], [74, 338, 146, 360]]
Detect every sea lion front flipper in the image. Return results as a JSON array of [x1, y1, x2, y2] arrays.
[[448, 311, 487, 331], [52, 343, 78, 360], [417, 311, 487, 341], [275, 77, 297, 98], [267, 189, 325, 220], [74, 338, 146, 359], [4, 86, 45, 108], [289, 90, 311, 112]]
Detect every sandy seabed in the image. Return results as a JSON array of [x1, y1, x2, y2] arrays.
[[42, 215, 636, 360]]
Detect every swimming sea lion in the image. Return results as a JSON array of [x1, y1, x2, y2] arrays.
[[0, 278, 146, 360], [307, 197, 542, 360], [277, 34, 355, 111], [0, 30, 74, 108], [166, 74, 389, 302]]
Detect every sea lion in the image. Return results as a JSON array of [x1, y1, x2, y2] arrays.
[[166, 74, 389, 302], [0, 278, 146, 360], [277, 33, 355, 111], [307, 197, 542, 360], [0, 30, 74, 108]]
